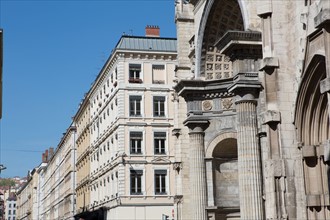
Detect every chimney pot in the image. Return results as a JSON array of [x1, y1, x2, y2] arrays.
[[145, 25, 160, 37]]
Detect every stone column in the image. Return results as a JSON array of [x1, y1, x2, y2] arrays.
[[185, 120, 209, 220], [236, 95, 264, 220]]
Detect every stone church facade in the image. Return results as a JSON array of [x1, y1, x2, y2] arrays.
[[173, 0, 330, 219]]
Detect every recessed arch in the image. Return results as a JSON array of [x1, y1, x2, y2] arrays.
[[196, 0, 245, 79], [206, 131, 237, 158]]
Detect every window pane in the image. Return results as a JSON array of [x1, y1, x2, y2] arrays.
[[155, 170, 167, 195], [129, 96, 142, 116], [153, 96, 165, 117], [154, 132, 166, 154], [130, 132, 142, 154], [130, 170, 143, 194]]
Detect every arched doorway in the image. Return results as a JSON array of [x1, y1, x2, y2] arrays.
[[295, 55, 330, 219]]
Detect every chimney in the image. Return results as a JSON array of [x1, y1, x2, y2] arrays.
[[45, 149, 49, 162], [49, 147, 54, 159], [145, 25, 160, 37], [42, 153, 46, 163]]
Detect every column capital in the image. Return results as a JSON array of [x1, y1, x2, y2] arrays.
[[228, 72, 262, 102], [184, 119, 209, 132]]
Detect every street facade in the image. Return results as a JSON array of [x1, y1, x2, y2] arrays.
[[15, 0, 330, 219]]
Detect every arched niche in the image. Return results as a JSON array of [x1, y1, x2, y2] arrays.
[[206, 132, 240, 219], [196, 0, 245, 79]]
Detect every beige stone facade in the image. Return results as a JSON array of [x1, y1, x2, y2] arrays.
[[74, 27, 178, 220], [74, 95, 91, 214], [174, 0, 330, 219], [17, 169, 39, 220]]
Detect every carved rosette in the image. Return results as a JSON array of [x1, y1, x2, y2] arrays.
[[202, 100, 213, 111]]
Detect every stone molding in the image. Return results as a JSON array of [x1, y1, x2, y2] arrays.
[[314, 8, 330, 28], [320, 77, 330, 94], [260, 110, 281, 125], [259, 57, 279, 72]]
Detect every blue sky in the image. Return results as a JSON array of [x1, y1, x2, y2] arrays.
[[0, 0, 176, 178]]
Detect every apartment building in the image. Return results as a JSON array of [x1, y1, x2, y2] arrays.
[[74, 26, 177, 220], [74, 94, 91, 215], [5, 194, 17, 220], [39, 125, 76, 220], [16, 169, 38, 220]]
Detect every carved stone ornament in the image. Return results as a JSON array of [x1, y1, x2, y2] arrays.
[[222, 98, 233, 109], [203, 100, 213, 111]]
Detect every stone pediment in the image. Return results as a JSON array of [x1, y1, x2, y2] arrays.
[[151, 156, 171, 164]]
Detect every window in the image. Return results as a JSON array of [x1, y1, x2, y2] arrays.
[[8, 210, 11, 215], [154, 132, 166, 154], [130, 170, 143, 195], [13, 210, 16, 214], [155, 170, 167, 195], [130, 132, 142, 154], [129, 96, 142, 116], [9, 204, 11, 208], [153, 96, 165, 117], [152, 65, 165, 84], [129, 64, 142, 83]]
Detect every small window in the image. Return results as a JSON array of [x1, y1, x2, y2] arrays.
[[153, 96, 165, 117], [130, 170, 143, 195], [129, 96, 142, 117], [155, 170, 167, 195], [130, 132, 142, 154], [129, 64, 142, 83], [154, 132, 166, 155]]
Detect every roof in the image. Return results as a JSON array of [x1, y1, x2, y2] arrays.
[[115, 35, 177, 52]]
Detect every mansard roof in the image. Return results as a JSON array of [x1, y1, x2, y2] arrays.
[[115, 35, 177, 53]]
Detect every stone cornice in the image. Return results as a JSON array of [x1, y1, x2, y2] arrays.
[[174, 78, 234, 99]]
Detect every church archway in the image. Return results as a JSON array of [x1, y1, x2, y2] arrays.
[[295, 54, 330, 219]]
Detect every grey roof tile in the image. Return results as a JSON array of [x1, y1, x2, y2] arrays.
[[115, 36, 177, 52]]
